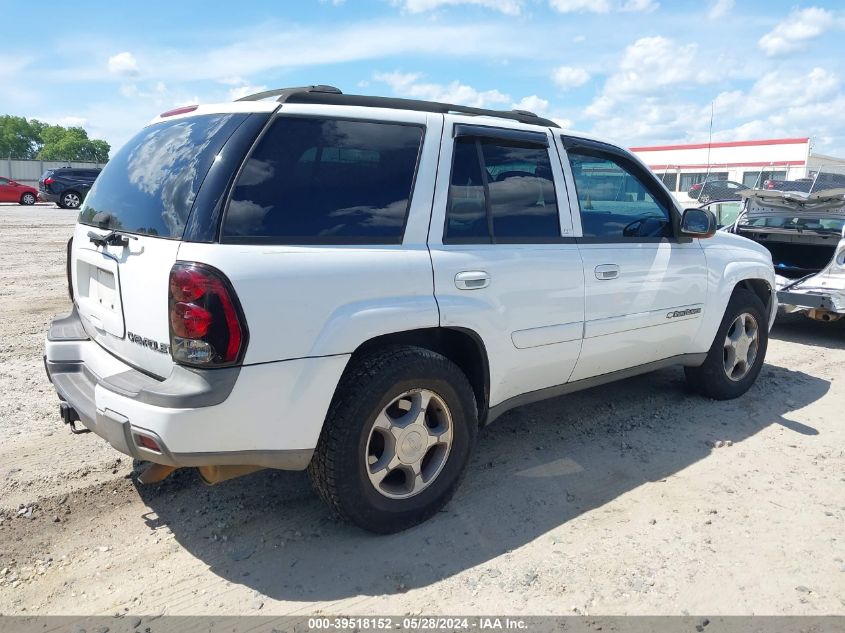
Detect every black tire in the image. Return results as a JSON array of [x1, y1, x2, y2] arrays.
[[60, 190, 82, 209], [20, 192, 36, 206], [308, 345, 478, 534], [685, 287, 768, 400]]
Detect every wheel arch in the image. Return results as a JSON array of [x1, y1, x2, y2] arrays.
[[692, 262, 776, 353], [349, 327, 491, 425]]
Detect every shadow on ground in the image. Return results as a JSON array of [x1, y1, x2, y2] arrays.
[[770, 315, 845, 351], [135, 361, 828, 602]]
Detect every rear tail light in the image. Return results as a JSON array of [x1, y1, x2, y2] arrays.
[[168, 262, 248, 366], [44, 177, 55, 185]]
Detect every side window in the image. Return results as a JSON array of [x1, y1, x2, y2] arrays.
[[445, 138, 489, 241], [223, 117, 423, 243], [567, 149, 672, 239], [445, 134, 560, 243], [0, 177, 8, 185]]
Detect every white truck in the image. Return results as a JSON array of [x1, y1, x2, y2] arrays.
[[45, 86, 777, 533]]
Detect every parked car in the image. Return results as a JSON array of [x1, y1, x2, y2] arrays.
[[764, 172, 845, 193], [688, 179, 749, 203], [39, 167, 101, 209], [0, 176, 38, 205], [763, 178, 813, 193], [716, 188, 845, 323], [44, 86, 777, 533]]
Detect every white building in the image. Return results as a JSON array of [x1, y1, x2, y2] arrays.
[[630, 137, 845, 205]]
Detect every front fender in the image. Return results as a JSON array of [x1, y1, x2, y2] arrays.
[[691, 259, 777, 353]]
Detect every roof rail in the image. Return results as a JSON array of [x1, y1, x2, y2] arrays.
[[234, 85, 559, 128], [235, 85, 342, 102]]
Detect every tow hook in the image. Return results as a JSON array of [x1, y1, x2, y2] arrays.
[[59, 402, 90, 434]]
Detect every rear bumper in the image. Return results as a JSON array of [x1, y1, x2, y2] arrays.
[[777, 290, 843, 313], [38, 190, 60, 203], [45, 308, 350, 470]]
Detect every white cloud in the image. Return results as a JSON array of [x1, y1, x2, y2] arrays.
[[552, 66, 590, 89], [512, 95, 549, 115], [713, 67, 840, 120], [620, 0, 658, 12], [758, 7, 835, 56], [393, 0, 523, 14], [549, 0, 656, 13], [36, 115, 89, 128], [221, 77, 269, 101], [549, 0, 610, 12], [584, 36, 699, 118], [374, 72, 510, 108], [708, 0, 733, 19], [107, 51, 139, 76]]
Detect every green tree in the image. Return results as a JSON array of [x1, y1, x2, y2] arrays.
[[0, 115, 110, 161], [0, 115, 41, 158]]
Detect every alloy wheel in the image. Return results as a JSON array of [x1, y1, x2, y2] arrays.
[[365, 388, 453, 499], [723, 312, 759, 381]]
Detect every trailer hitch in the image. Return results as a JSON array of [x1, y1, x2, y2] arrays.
[[59, 402, 90, 434]]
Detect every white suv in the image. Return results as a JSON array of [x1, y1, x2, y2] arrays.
[[45, 85, 777, 533]]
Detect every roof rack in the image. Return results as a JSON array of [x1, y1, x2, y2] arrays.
[[235, 85, 560, 128]]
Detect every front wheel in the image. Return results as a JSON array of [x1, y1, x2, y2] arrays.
[[308, 346, 477, 533], [20, 192, 36, 205], [60, 191, 81, 209], [685, 288, 768, 400]]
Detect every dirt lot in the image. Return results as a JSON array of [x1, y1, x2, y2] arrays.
[[0, 204, 843, 616]]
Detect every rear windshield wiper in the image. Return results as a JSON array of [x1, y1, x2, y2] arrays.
[[87, 230, 138, 248]]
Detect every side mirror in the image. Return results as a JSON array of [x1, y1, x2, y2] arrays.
[[680, 208, 717, 238], [8, 180, 17, 186]]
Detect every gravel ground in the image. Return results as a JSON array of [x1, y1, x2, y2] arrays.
[[0, 205, 843, 616]]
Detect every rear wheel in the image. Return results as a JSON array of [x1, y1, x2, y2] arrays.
[[685, 288, 768, 400], [20, 192, 36, 205], [60, 191, 81, 209], [308, 346, 477, 533]]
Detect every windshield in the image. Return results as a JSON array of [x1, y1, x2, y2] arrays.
[[78, 113, 247, 238]]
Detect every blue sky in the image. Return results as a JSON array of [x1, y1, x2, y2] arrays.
[[4, 0, 845, 156]]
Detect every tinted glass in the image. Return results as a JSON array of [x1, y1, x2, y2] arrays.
[[568, 150, 671, 239], [742, 170, 786, 188], [79, 114, 246, 238], [680, 172, 709, 191], [480, 139, 559, 239], [445, 137, 489, 241], [658, 172, 678, 191], [445, 136, 560, 243], [223, 117, 423, 243]]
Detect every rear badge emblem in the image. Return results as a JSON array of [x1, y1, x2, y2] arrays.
[[127, 331, 170, 354]]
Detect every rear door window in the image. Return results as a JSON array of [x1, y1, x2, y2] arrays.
[[445, 133, 560, 243], [222, 117, 424, 244]]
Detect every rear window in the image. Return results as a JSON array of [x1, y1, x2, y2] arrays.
[[78, 113, 247, 238], [222, 116, 424, 244]]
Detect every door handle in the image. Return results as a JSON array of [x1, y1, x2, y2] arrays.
[[594, 264, 619, 280], [455, 270, 490, 290]]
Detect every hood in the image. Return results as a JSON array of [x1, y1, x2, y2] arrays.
[[740, 188, 845, 218], [705, 227, 774, 259]]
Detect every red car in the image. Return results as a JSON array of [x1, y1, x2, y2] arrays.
[[0, 176, 38, 205]]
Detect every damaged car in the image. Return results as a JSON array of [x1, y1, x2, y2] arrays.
[[711, 188, 845, 322]]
